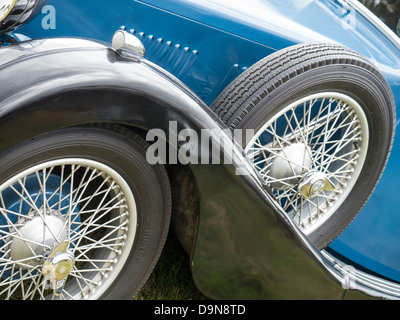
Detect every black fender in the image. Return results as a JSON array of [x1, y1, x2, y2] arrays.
[[0, 38, 221, 150], [0, 38, 368, 299]]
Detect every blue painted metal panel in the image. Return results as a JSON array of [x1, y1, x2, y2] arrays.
[[18, 0, 278, 105], [16, 0, 400, 283]]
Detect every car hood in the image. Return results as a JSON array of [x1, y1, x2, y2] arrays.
[[142, 0, 400, 108], [141, 0, 399, 57]]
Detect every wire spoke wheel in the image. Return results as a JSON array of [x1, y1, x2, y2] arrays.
[[0, 159, 136, 300], [0, 126, 171, 300], [245, 92, 368, 235]]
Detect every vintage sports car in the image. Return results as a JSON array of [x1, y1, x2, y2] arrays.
[[0, 0, 400, 299]]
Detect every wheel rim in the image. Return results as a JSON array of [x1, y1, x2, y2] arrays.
[[245, 92, 369, 235], [0, 158, 137, 300]]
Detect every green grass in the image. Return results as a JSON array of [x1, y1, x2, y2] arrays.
[[134, 233, 209, 300]]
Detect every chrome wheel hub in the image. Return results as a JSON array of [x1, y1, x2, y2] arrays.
[[9, 211, 68, 269], [268, 142, 312, 189], [42, 241, 75, 296], [298, 171, 335, 199]]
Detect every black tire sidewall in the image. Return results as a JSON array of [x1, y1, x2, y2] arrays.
[[0, 127, 170, 299]]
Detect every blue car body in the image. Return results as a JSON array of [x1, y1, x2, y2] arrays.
[[7, 0, 400, 297]]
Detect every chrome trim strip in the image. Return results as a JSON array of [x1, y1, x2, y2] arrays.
[[322, 250, 400, 300], [265, 174, 400, 299], [346, 0, 400, 50]]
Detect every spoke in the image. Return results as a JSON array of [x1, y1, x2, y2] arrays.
[[252, 141, 311, 173], [246, 93, 368, 234]]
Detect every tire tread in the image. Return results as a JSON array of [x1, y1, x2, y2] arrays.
[[210, 43, 396, 248]]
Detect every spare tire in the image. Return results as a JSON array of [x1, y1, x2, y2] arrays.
[[211, 43, 395, 249]]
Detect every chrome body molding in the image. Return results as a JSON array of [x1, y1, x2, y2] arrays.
[[265, 188, 400, 299], [321, 250, 400, 299], [347, 0, 400, 50]]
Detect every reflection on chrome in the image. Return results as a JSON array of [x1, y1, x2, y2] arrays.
[[322, 250, 400, 300]]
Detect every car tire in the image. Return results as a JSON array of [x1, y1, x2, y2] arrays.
[[0, 125, 171, 300], [211, 43, 395, 249]]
